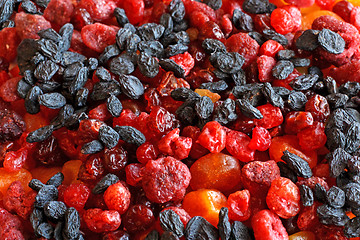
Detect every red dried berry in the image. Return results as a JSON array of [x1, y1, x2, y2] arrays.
[[136, 142, 159, 165], [249, 126, 272, 151], [197, 121, 226, 154], [81, 23, 118, 53], [120, 0, 145, 24], [255, 103, 284, 129], [226, 130, 255, 162], [78, 155, 105, 184], [271, 8, 295, 35], [3, 148, 28, 172], [146, 106, 179, 139], [123, 204, 155, 233], [252, 209, 288, 240], [297, 202, 321, 231], [333, 0, 354, 22], [305, 94, 330, 122], [15, 12, 52, 40], [125, 163, 143, 187], [88, 103, 112, 122], [72, 7, 94, 30], [103, 146, 128, 173], [104, 181, 131, 214], [257, 55, 276, 82], [3, 181, 35, 219], [84, 208, 121, 233], [241, 160, 281, 197], [227, 189, 251, 222], [0, 77, 22, 102], [33, 135, 66, 166], [226, 33, 260, 68], [297, 122, 327, 151], [198, 21, 226, 42], [285, 111, 314, 134], [169, 52, 195, 77], [63, 183, 90, 211], [296, 176, 329, 191], [0, 28, 21, 63], [184, 0, 216, 22], [158, 128, 192, 160], [0, 109, 25, 143], [43, 0, 74, 27], [266, 177, 300, 219], [78, 0, 117, 21], [142, 156, 191, 203], [283, 5, 302, 32], [189, 11, 210, 29], [260, 40, 284, 57], [350, 6, 360, 30]]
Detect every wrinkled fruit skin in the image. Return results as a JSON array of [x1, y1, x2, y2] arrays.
[[142, 156, 191, 203], [83, 208, 121, 233]]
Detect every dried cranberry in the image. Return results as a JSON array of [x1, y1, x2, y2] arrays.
[[123, 204, 155, 233]]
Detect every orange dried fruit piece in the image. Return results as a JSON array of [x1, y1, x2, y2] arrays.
[[302, 10, 343, 30], [194, 89, 221, 103], [182, 189, 227, 227], [31, 166, 62, 184], [0, 168, 32, 195], [289, 231, 316, 240], [190, 153, 241, 192], [62, 160, 83, 185]]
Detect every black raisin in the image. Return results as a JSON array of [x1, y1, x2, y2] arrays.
[[81, 140, 104, 155], [36, 222, 54, 239], [210, 52, 244, 74], [171, 87, 199, 101], [317, 204, 349, 226], [106, 95, 123, 118], [201, 38, 227, 54], [119, 75, 145, 99], [63, 207, 81, 240], [218, 208, 231, 240], [213, 98, 238, 125], [29, 179, 45, 192], [287, 91, 307, 111], [235, 99, 263, 119], [326, 186, 345, 208], [35, 185, 58, 208], [318, 28, 345, 54], [231, 221, 251, 240], [168, 0, 185, 22], [232, 8, 254, 32], [137, 52, 160, 78], [46, 172, 64, 187], [195, 96, 214, 119], [295, 29, 319, 51], [159, 210, 184, 237], [276, 50, 295, 60], [277, 162, 298, 183], [30, 208, 45, 231], [314, 183, 327, 203], [272, 60, 294, 80], [159, 59, 185, 78], [281, 150, 313, 178], [262, 29, 288, 46], [299, 184, 314, 207], [184, 216, 219, 240], [74, 88, 89, 108], [138, 23, 165, 41], [0, 0, 15, 24], [290, 58, 311, 67], [114, 8, 129, 27], [38, 93, 66, 109], [344, 216, 360, 238], [114, 126, 146, 146], [109, 55, 135, 75], [242, 0, 271, 14], [262, 82, 284, 108], [27, 125, 54, 143], [44, 201, 67, 222], [99, 125, 120, 149], [326, 93, 349, 109]]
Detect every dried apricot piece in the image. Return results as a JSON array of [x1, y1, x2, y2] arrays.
[[190, 153, 241, 192], [182, 189, 227, 227]]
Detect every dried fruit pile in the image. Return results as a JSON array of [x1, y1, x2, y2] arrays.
[[1, 0, 360, 239]]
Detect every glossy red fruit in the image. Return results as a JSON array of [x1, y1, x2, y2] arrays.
[[266, 177, 301, 219], [249, 126, 272, 151], [197, 121, 226, 153], [104, 182, 131, 214], [227, 190, 251, 222], [252, 210, 289, 240], [15, 12, 51, 40], [123, 204, 155, 233], [305, 95, 330, 122], [43, 0, 74, 27], [142, 157, 191, 203], [226, 33, 260, 68], [81, 23, 117, 53], [285, 111, 314, 134], [255, 103, 284, 129], [297, 122, 327, 151], [84, 208, 121, 233], [0, 28, 21, 63], [121, 0, 145, 24], [226, 130, 255, 162], [257, 55, 276, 82], [260, 40, 284, 57], [63, 183, 90, 211], [78, 0, 117, 21]]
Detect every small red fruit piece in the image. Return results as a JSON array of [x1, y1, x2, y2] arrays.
[[63, 183, 91, 211], [227, 190, 251, 222], [297, 122, 327, 151], [104, 181, 131, 214], [15, 12, 51, 40], [142, 156, 191, 203], [252, 209, 289, 240], [84, 208, 121, 233], [259, 40, 284, 57], [249, 126, 272, 151], [271, 8, 295, 35], [266, 177, 301, 219], [169, 52, 195, 77], [255, 103, 284, 129], [305, 94, 330, 122], [257, 55, 276, 82], [226, 130, 255, 162], [43, 0, 74, 27], [0, 28, 21, 63], [81, 23, 118, 53], [197, 121, 226, 153], [226, 33, 260, 68], [121, 0, 145, 24], [136, 142, 159, 165], [78, 0, 117, 21]]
